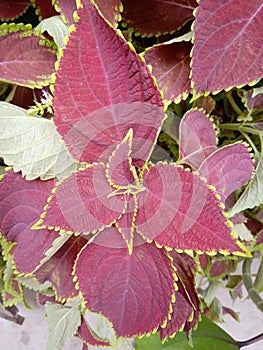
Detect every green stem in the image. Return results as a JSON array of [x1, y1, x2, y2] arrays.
[[219, 123, 261, 136], [226, 91, 243, 116], [242, 258, 263, 312], [254, 256, 263, 292]]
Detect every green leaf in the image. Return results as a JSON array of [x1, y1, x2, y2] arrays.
[[135, 317, 238, 350], [36, 15, 69, 49], [0, 102, 78, 180], [45, 302, 81, 350], [229, 156, 263, 216]]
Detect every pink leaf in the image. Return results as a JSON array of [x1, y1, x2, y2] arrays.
[[74, 227, 175, 338], [95, 0, 122, 27], [136, 163, 245, 254], [53, 1, 164, 166], [122, 0, 196, 36], [77, 317, 111, 347], [179, 109, 217, 169], [0, 29, 56, 87], [198, 142, 253, 202], [0, 1, 30, 20], [39, 164, 126, 233], [35, 236, 87, 300], [0, 170, 58, 274], [192, 0, 263, 92], [143, 41, 192, 102]]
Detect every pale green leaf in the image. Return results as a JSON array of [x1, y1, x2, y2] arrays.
[[17, 275, 52, 292], [0, 102, 78, 180], [229, 157, 263, 216], [45, 302, 81, 350], [36, 16, 69, 49], [84, 311, 116, 344]]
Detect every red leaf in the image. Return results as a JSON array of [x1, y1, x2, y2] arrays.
[[77, 317, 111, 347], [136, 163, 244, 254], [106, 129, 137, 188], [0, 28, 56, 87], [198, 142, 253, 202], [55, 0, 77, 25], [39, 164, 126, 233], [95, 0, 122, 27], [179, 109, 217, 169], [0, 170, 58, 274], [34, 0, 58, 19], [192, 0, 263, 92], [122, 0, 196, 36], [144, 41, 192, 102], [53, 1, 164, 166], [159, 252, 199, 339], [35, 235, 87, 300], [0, 1, 30, 20], [74, 227, 175, 338]]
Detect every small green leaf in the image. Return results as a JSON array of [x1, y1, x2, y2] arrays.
[[229, 156, 263, 216], [45, 302, 81, 350], [135, 317, 238, 350], [0, 102, 78, 180], [36, 15, 69, 49]]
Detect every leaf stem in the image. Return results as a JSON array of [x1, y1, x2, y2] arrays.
[[219, 123, 261, 136], [226, 91, 243, 116], [242, 258, 263, 312]]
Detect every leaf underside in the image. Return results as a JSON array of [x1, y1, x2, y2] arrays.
[[179, 109, 217, 169], [192, 0, 263, 92]]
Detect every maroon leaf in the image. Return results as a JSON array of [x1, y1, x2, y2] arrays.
[[159, 252, 200, 339], [0, 170, 58, 274], [55, 0, 77, 25], [38, 164, 126, 233], [0, 1, 30, 20], [53, 1, 164, 166], [143, 41, 192, 103], [34, 0, 58, 19], [0, 28, 56, 87], [198, 142, 253, 202], [35, 236, 87, 300], [192, 0, 263, 92], [193, 95, 216, 115], [209, 260, 234, 279], [179, 109, 217, 169], [122, 0, 196, 36], [74, 227, 175, 338], [136, 163, 245, 254], [77, 317, 111, 348], [95, 0, 122, 28], [7, 85, 36, 109]]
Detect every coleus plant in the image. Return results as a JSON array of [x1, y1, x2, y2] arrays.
[[0, 0, 262, 349]]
